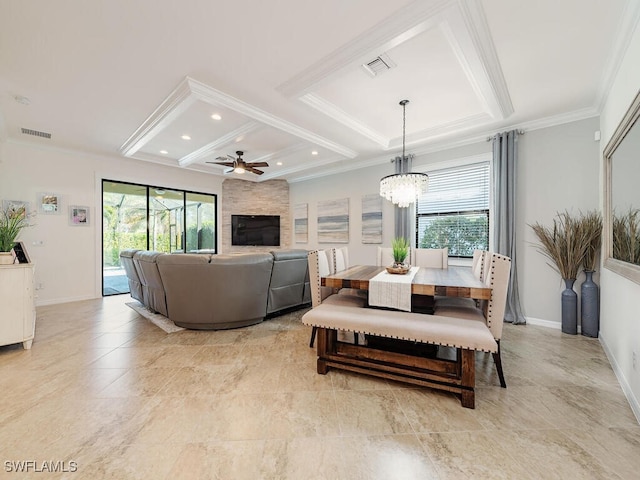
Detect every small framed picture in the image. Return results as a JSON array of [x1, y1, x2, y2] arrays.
[[38, 192, 62, 214], [2, 199, 30, 219], [69, 205, 90, 226]]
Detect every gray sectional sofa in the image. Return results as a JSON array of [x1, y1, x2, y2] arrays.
[[119, 249, 311, 330]]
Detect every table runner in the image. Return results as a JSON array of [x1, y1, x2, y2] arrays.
[[368, 266, 419, 312]]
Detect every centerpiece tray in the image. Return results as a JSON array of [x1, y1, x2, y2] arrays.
[[386, 265, 411, 275]]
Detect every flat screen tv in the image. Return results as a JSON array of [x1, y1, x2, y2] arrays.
[[231, 214, 280, 246]]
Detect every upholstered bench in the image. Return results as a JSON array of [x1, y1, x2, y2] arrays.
[[302, 303, 497, 408]]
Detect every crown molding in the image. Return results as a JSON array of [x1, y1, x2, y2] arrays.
[[276, 0, 453, 97], [178, 121, 261, 167], [388, 112, 491, 149], [595, 0, 640, 112], [288, 106, 601, 183]]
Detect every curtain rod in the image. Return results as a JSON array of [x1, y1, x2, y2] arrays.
[[486, 129, 525, 142]]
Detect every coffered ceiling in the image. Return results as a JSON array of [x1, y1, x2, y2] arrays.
[[1, 0, 638, 182]]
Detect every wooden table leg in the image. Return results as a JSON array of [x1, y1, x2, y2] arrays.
[[460, 348, 475, 408]]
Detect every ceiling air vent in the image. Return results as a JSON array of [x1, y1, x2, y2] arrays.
[[21, 128, 51, 139], [362, 53, 396, 78]]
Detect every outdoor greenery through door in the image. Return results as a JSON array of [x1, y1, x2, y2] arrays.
[[102, 180, 217, 296]]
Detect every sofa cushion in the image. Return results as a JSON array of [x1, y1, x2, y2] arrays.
[[267, 249, 310, 314], [133, 251, 169, 316], [157, 253, 273, 329], [119, 249, 143, 303]]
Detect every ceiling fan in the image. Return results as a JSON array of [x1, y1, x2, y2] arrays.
[[206, 150, 269, 175]]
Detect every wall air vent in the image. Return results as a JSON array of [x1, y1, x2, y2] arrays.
[[21, 128, 51, 139], [362, 53, 396, 78]]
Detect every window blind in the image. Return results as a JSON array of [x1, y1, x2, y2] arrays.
[[417, 162, 490, 214]]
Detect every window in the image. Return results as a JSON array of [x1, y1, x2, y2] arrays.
[[416, 162, 490, 258], [102, 180, 217, 296]]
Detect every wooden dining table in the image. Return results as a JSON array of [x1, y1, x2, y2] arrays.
[[322, 265, 491, 300]]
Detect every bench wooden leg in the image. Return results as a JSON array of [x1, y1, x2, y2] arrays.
[[492, 340, 507, 388], [316, 327, 336, 374], [460, 348, 475, 409]]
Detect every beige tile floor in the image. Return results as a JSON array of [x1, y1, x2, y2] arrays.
[[1, 295, 639, 479]]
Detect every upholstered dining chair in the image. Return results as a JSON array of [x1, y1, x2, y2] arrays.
[[413, 247, 448, 269], [307, 250, 366, 347], [434, 252, 512, 387], [331, 247, 368, 300]]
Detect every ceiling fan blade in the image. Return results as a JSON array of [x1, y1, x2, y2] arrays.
[[245, 166, 264, 175], [247, 162, 269, 168], [206, 161, 235, 167], [215, 156, 228, 160], [224, 168, 234, 174]]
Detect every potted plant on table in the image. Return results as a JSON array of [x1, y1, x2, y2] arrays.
[[530, 211, 590, 334], [389, 236, 410, 273], [0, 204, 32, 265]]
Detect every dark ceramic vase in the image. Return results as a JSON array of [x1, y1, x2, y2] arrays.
[[561, 278, 578, 335], [581, 270, 599, 337]]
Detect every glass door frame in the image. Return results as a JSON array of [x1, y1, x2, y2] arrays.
[[101, 179, 217, 296]]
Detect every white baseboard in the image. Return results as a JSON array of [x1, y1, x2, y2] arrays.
[[525, 316, 561, 329], [599, 332, 640, 425], [36, 294, 97, 307]]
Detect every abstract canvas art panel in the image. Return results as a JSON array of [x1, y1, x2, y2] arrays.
[[362, 194, 382, 244], [317, 198, 349, 243]]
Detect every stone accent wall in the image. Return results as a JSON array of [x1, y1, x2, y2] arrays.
[[221, 178, 290, 253]]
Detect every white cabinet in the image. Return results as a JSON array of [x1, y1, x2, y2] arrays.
[[0, 263, 36, 349]]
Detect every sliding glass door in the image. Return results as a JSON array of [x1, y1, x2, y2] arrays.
[[102, 180, 217, 296]]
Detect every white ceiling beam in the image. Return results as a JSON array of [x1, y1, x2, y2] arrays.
[[299, 93, 389, 147], [119, 79, 195, 157], [450, 0, 513, 119], [186, 77, 357, 158]]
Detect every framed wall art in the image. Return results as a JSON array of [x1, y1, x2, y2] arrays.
[[69, 205, 90, 226], [2, 199, 30, 219], [38, 192, 62, 214]]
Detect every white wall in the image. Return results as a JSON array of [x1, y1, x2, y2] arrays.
[[0, 141, 223, 305], [518, 118, 600, 326], [599, 21, 640, 420]]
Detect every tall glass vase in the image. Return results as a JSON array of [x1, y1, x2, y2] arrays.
[[581, 270, 599, 337], [561, 278, 578, 335]]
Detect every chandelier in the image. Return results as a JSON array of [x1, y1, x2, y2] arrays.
[[379, 100, 428, 208]]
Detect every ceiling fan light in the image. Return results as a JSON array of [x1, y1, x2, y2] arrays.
[[234, 166, 245, 174]]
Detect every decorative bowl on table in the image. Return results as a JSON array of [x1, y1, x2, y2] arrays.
[[386, 264, 411, 275]]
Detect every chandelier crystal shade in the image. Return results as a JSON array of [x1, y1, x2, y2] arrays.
[[380, 172, 428, 208], [379, 99, 428, 207]]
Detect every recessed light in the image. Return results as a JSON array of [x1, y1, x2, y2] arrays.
[[311, 150, 318, 155], [211, 113, 222, 120], [181, 135, 191, 140], [276, 161, 283, 166], [160, 150, 168, 155]]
